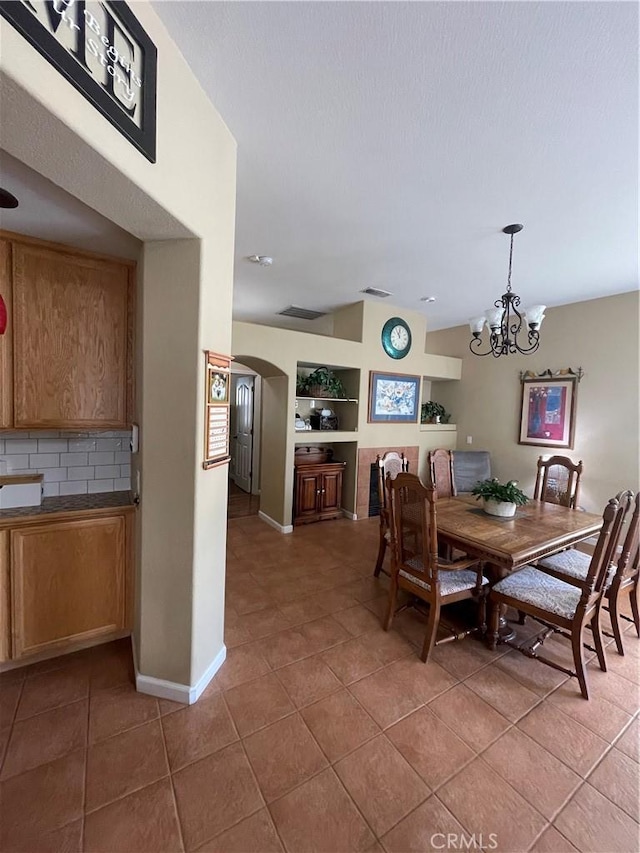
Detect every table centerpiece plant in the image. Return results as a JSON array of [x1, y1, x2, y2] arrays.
[[471, 477, 528, 518]]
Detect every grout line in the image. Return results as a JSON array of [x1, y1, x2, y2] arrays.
[[158, 704, 187, 853]]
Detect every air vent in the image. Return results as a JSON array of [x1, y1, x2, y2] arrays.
[[277, 305, 327, 320], [361, 287, 392, 298]]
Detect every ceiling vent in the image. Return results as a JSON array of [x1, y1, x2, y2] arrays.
[[277, 305, 327, 320], [361, 287, 392, 298]]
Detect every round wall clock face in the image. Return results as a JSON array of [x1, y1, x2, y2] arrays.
[[382, 317, 412, 359]]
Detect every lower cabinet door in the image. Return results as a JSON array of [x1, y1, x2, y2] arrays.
[[10, 516, 128, 659], [320, 470, 343, 516], [0, 530, 10, 662]]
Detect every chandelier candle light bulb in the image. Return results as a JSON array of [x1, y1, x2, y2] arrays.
[[468, 224, 546, 357]]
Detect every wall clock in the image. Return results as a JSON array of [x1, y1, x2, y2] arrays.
[[381, 317, 412, 359]]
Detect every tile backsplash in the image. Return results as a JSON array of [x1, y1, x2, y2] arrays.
[[0, 430, 132, 497]]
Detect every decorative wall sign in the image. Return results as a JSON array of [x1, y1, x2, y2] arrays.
[[0, 0, 157, 162], [518, 368, 583, 448], [368, 371, 420, 423], [203, 351, 232, 469]]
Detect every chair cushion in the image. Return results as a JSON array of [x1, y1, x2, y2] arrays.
[[492, 565, 581, 619], [401, 561, 488, 596], [538, 549, 616, 588], [538, 549, 590, 579]]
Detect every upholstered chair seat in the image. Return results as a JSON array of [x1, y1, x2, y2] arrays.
[[492, 566, 582, 620], [402, 559, 489, 596]]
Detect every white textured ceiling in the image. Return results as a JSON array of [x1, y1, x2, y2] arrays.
[[0, 151, 141, 259], [155, 0, 638, 331]]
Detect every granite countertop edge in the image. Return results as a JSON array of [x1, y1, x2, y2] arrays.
[[0, 491, 136, 523]]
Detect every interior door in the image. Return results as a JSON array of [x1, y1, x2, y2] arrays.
[[231, 375, 254, 492]]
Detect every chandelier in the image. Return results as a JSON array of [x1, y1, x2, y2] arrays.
[[469, 224, 545, 357]]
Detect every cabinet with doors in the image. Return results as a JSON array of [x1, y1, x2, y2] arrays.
[[0, 232, 135, 429], [293, 460, 346, 525], [0, 506, 134, 664]]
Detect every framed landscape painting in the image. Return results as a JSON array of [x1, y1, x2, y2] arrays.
[[519, 376, 578, 448], [368, 371, 420, 423]]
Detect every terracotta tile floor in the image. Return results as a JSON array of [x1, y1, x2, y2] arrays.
[[1, 516, 639, 852]]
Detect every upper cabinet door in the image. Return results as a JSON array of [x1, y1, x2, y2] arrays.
[[12, 243, 134, 428], [0, 240, 13, 429]]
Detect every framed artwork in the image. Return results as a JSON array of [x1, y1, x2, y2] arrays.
[[203, 351, 232, 469], [368, 371, 420, 423], [518, 372, 580, 448]]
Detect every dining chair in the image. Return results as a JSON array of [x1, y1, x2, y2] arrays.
[[489, 491, 630, 699], [537, 491, 639, 655], [383, 472, 488, 662], [427, 449, 457, 498], [533, 455, 584, 509], [373, 451, 409, 577]]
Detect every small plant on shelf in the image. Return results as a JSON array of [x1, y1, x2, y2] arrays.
[[298, 366, 347, 399], [420, 401, 448, 424]]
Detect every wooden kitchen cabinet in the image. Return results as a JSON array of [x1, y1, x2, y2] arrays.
[[8, 510, 133, 660], [0, 233, 135, 429], [293, 462, 346, 525]]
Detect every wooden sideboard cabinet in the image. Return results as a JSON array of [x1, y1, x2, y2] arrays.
[[0, 508, 134, 663], [293, 461, 346, 525], [0, 232, 135, 429]]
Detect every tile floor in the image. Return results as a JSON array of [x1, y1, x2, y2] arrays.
[[1, 515, 639, 852]]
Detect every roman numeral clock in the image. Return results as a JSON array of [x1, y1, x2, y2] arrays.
[[381, 317, 412, 359]]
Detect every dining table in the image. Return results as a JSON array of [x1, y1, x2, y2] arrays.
[[435, 494, 604, 649]]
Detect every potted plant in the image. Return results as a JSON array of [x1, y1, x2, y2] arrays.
[[299, 366, 347, 399], [471, 478, 529, 518], [421, 401, 447, 424]]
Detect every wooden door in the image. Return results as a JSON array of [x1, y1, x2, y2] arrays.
[[320, 469, 343, 517], [294, 468, 321, 523], [11, 515, 128, 658], [0, 530, 10, 662], [0, 240, 12, 428], [12, 242, 134, 428]]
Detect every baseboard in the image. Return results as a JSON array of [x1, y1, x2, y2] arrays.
[[135, 645, 227, 705], [258, 510, 293, 534], [342, 509, 357, 520]]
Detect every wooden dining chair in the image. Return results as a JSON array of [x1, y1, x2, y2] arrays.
[[427, 449, 457, 498], [534, 455, 584, 509], [490, 492, 630, 699], [537, 491, 639, 655], [373, 451, 409, 577], [384, 472, 488, 662]]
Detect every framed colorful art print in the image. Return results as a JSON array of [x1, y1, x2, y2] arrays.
[[368, 371, 420, 423], [518, 372, 580, 448]]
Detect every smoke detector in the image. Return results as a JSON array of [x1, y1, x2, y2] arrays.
[[247, 255, 273, 266]]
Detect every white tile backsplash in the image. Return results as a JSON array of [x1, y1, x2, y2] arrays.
[[5, 440, 38, 454], [89, 451, 115, 465], [0, 430, 132, 495], [29, 453, 60, 468]]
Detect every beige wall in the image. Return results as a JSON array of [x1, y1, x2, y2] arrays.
[[426, 292, 640, 512], [1, 3, 237, 689], [233, 301, 462, 526]]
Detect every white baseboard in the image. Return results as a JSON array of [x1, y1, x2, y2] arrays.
[[258, 510, 293, 534], [135, 645, 227, 705], [341, 509, 357, 520]]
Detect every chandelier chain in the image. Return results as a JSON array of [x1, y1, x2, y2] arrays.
[[506, 233, 514, 293]]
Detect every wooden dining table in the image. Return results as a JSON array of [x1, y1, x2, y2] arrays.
[[435, 495, 603, 649]]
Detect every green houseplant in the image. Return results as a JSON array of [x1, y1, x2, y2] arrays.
[[297, 366, 347, 399], [421, 401, 447, 424], [471, 478, 528, 518]]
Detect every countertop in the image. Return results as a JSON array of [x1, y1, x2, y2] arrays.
[[0, 491, 136, 526]]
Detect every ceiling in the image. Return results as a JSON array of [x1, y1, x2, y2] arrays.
[[154, 0, 638, 332], [0, 151, 141, 259]]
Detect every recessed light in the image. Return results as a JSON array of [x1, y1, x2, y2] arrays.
[[421, 296, 436, 303], [247, 255, 273, 266]]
